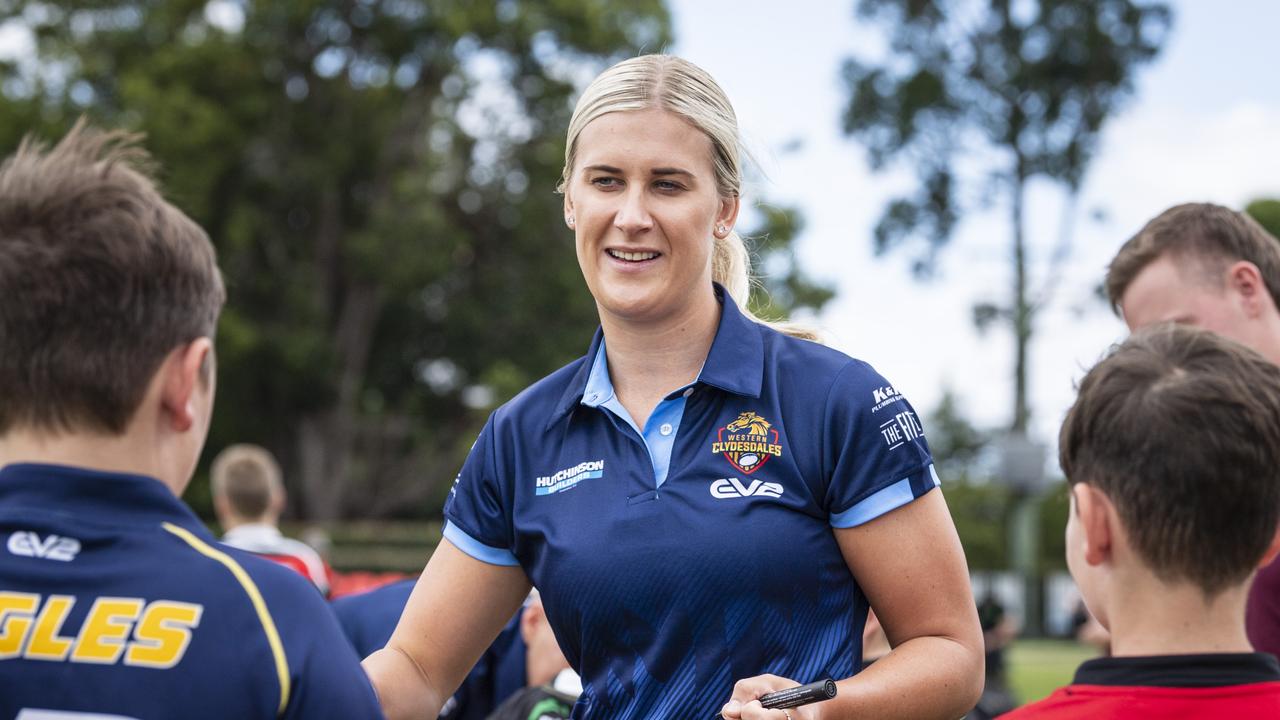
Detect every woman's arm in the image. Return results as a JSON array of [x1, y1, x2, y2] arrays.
[[723, 489, 983, 720], [362, 539, 532, 720]]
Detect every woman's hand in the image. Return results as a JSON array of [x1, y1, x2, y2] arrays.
[[720, 674, 822, 720]]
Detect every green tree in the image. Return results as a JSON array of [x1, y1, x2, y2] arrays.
[[926, 388, 992, 480], [1, 1, 831, 520], [1247, 199, 1280, 240], [841, 0, 1171, 436]]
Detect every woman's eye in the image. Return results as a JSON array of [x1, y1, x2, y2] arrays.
[[654, 180, 682, 191], [590, 177, 621, 188]]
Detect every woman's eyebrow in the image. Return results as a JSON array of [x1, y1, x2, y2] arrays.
[[582, 164, 695, 178]]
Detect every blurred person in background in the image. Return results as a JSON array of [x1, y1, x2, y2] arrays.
[[0, 121, 381, 718], [333, 578, 531, 720], [860, 609, 891, 669], [484, 590, 579, 720], [1106, 202, 1280, 659], [363, 54, 982, 720], [1002, 324, 1280, 718], [1070, 598, 1111, 656], [969, 593, 1018, 719], [211, 442, 332, 596]]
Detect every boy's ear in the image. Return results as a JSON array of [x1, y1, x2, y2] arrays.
[[1259, 526, 1280, 569], [161, 339, 213, 432], [1074, 484, 1114, 567]]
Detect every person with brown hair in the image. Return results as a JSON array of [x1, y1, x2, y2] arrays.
[[212, 443, 332, 595], [1105, 202, 1280, 657], [1002, 324, 1280, 718], [363, 54, 983, 720], [0, 121, 381, 718]]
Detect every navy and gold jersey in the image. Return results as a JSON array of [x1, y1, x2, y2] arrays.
[[444, 285, 939, 719], [0, 463, 383, 719]]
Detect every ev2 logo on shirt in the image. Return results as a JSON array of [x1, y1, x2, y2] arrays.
[[7, 531, 81, 562], [710, 477, 784, 499]]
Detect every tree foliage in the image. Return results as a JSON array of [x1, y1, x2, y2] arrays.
[[1, 1, 831, 520], [1247, 198, 1280, 241], [745, 203, 836, 323], [841, 0, 1171, 434]]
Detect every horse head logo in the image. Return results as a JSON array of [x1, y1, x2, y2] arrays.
[[726, 412, 771, 436]]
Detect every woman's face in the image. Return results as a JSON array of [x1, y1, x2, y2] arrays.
[[564, 108, 738, 324]]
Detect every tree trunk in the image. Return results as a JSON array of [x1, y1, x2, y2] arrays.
[[295, 175, 385, 519], [1011, 170, 1033, 437]]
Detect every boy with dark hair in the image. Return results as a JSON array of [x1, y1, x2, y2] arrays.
[[1106, 201, 1280, 657], [0, 122, 382, 718], [1002, 324, 1280, 718]]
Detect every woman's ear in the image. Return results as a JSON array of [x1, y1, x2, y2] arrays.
[[715, 195, 740, 235]]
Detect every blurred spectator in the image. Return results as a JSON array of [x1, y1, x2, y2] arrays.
[[861, 609, 891, 668], [1070, 599, 1111, 656], [332, 578, 533, 720], [484, 590, 578, 720], [211, 443, 331, 596], [979, 593, 1017, 683], [969, 594, 1018, 719]]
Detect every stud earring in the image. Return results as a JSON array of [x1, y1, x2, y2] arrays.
[[715, 224, 727, 236], [566, 216, 575, 228]]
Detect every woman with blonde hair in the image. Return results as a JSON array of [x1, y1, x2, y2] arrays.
[[364, 54, 982, 720]]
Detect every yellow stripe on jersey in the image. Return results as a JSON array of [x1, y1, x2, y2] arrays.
[[162, 522, 291, 715]]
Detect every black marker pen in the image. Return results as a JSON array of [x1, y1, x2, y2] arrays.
[[717, 678, 837, 718]]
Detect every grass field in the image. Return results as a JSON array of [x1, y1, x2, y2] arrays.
[[1006, 639, 1101, 705]]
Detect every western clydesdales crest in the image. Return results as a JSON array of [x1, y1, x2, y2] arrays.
[[712, 411, 783, 474]]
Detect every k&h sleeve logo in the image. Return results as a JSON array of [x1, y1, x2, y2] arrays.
[[711, 411, 784, 474]]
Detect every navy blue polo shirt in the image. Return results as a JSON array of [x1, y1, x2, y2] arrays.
[[444, 286, 939, 719], [0, 463, 383, 719]]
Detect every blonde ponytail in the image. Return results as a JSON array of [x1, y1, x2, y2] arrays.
[[713, 231, 822, 343]]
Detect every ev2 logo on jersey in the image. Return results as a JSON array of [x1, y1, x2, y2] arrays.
[[710, 477, 784, 499], [7, 531, 81, 562]]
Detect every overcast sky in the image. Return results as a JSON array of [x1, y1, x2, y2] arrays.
[[669, 0, 1280, 463]]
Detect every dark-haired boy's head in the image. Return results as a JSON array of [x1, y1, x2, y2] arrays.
[[0, 120, 225, 436], [1060, 323, 1280, 598]]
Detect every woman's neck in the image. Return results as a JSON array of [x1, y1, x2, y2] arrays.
[[598, 289, 721, 428]]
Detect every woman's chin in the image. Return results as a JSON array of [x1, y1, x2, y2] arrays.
[[597, 290, 671, 324]]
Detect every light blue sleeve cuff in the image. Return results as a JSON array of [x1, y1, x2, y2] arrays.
[[829, 464, 941, 528], [443, 520, 519, 566]]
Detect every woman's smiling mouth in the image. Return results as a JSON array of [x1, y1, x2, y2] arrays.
[[606, 249, 661, 263]]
